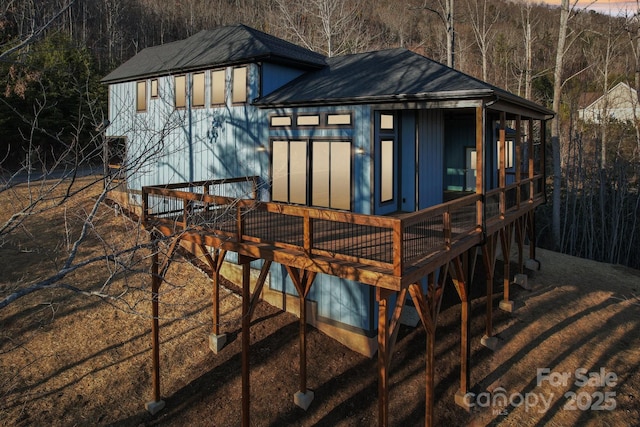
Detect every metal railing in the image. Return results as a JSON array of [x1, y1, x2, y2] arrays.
[[143, 175, 542, 276]]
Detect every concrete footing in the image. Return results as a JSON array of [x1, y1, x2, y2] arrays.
[[525, 258, 541, 271], [145, 400, 165, 415], [454, 390, 473, 411], [514, 273, 532, 290], [294, 390, 315, 410], [481, 334, 499, 351], [499, 299, 514, 312], [209, 333, 227, 354]]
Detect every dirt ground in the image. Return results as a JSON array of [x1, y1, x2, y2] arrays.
[[1, 177, 639, 426]]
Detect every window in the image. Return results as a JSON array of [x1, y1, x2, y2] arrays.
[[270, 116, 292, 127], [175, 75, 186, 108], [272, 140, 307, 205], [312, 141, 351, 210], [497, 139, 514, 169], [378, 112, 396, 204], [150, 79, 158, 98], [136, 81, 147, 112], [232, 67, 247, 103], [272, 139, 352, 210], [192, 72, 205, 107], [297, 115, 320, 126], [211, 69, 225, 105], [327, 113, 352, 126], [381, 140, 394, 202], [380, 113, 394, 130]]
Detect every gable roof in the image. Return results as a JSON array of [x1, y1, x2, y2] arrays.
[[255, 48, 553, 117], [101, 24, 326, 84]]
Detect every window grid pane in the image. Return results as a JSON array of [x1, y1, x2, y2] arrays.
[[136, 81, 146, 111], [175, 75, 186, 108], [211, 69, 225, 105], [330, 142, 351, 210], [381, 139, 394, 202], [192, 72, 205, 107], [232, 67, 247, 103]]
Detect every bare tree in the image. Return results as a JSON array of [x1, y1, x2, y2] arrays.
[[274, 0, 369, 57], [464, 0, 499, 82], [418, 0, 455, 68]]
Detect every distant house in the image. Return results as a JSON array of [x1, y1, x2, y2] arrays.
[[102, 24, 553, 425], [578, 82, 640, 123]]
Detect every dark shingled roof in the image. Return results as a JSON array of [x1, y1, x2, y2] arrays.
[[101, 24, 326, 83], [255, 48, 552, 116]]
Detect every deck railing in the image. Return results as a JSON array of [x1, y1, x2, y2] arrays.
[[142, 175, 543, 277]]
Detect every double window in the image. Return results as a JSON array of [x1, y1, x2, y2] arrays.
[[272, 140, 352, 210]]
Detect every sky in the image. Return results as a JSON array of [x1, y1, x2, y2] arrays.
[[540, 1, 638, 16]]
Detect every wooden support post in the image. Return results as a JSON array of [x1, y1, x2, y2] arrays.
[[286, 266, 317, 410], [450, 256, 472, 410], [408, 270, 445, 427], [145, 239, 165, 415], [499, 224, 515, 312], [481, 233, 498, 350], [375, 286, 407, 426], [377, 290, 390, 427], [241, 260, 251, 427], [202, 247, 228, 354]]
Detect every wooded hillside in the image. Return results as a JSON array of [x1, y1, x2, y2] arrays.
[[1, 0, 639, 269]]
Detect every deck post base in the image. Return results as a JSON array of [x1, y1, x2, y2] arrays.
[[293, 390, 315, 410], [454, 390, 473, 411], [525, 258, 541, 271], [209, 333, 227, 354], [481, 335, 499, 351], [499, 300, 514, 312], [514, 274, 531, 290], [145, 400, 165, 415]]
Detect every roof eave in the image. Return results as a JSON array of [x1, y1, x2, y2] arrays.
[[101, 54, 326, 85], [254, 89, 496, 108]]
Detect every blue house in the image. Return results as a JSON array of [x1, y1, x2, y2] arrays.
[[102, 24, 553, 426]]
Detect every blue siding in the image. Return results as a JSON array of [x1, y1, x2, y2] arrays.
[[262, 63, 306, 96], [418, 110, 444, 209], [444, 116, 475, 191]]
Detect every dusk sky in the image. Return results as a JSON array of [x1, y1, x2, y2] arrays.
[[540, 0, 638, 16]]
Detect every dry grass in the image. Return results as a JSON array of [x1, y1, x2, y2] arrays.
[[1, 177, 639, 426]]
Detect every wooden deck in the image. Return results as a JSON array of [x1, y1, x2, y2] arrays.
[[142, 174, 545, 290]]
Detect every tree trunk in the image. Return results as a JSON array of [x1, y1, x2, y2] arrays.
[[551, 0, 570, 246]]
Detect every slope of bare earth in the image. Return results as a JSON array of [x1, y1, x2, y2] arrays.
[[1, 177, 638, 426]]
